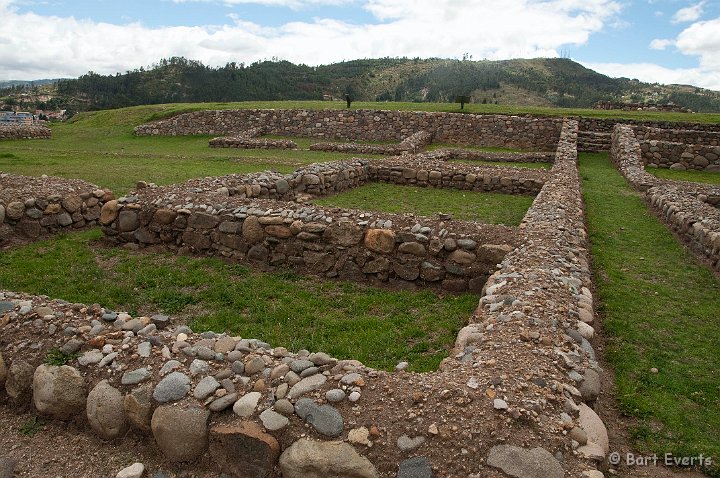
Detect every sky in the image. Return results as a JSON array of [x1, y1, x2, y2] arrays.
[[1, 0, 720, 91]]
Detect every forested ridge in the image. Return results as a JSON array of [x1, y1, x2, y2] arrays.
[[36, 56, 720, 112]]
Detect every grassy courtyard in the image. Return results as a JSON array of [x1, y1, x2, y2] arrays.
[[0, 229, 476, 372], [315, 182, 534, 225]]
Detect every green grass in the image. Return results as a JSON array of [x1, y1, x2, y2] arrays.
[[0, 229, 477, 372], [0, 106, 385, 195], [646, 166, 720, 185], [18, 416, 45, 437], [580, 152, 720, 477], [314, 182, 534, 225]]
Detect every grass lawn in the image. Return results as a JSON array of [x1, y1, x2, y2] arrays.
[[646, 166, 720, 185], [580, 152, 720, 477], [0, 108, 384, 196], [314, 182, 534, 225], [0, 229, 477, 372]]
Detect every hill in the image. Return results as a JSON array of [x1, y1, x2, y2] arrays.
[[5, 57, 720, 113]]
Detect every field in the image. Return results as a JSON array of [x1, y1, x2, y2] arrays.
[[1, 101, 720, 474]]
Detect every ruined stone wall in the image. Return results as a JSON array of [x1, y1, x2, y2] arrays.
[[368, 160, 546, 195], [610, 125, 660, 191], [309, 130, 434, 155], [423, 148, 555, 163], [100, 158, 536, 293], [0, 124, 52, 140], [454, 120, 610, 462], [634, 126, 720, 145], [579, 117, 720, 134], [640, 141, 720, 171], [611, 125, 720, 271], [134, 109, 563, 150], [0, 173, 113, 243]]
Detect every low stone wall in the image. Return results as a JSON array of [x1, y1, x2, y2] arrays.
[[610, 125, 661, 191], [134, 109, 563, 151], [209, 136, 297, 150], [579, 117, 720, 134], [102, 197, 515, 293], [454, 120, 610, 463], [369, 159, 546, 195], [309, 130, 434, 155], [640, 141, 720, 171], [0, 173, 113, 244], [209, 126, 298, 149], [0, 124, 52, 140], [423, 148, 555, 163], [647, 188, 720, 271], [611, 125, 720, 272], [634, 126, 720, 145]]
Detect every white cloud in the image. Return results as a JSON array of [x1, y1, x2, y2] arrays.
[[675, 17, 720, 70], [672, 2, 705, 24], [649, 38, 673, 50], [582, 61, 720, 90], [0, 0, 624, 80], [171, 0, 352, 7]]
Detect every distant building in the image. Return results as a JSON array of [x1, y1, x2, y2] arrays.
[[0, 111, 35, 124]]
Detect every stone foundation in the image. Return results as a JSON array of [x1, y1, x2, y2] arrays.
[[611, 125, 720, 271], [134, 109, 563, 151], [99, 157, 542, 293], [0, 124, 52, 140], [0, 173, 113, 244], [640, 141, 720, 171]]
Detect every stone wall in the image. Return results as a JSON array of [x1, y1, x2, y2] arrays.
[[579, 117, 720, 134], [0, 173, 113, 244], [368, 158, 546, 195], [454, 120, 610, 463], [640, 141, 720, 171], [634, 126, 720, 145], [423, 148, 555, 163], [99, 158, 538, 293], [647, 188, 720, 271], [309, 130, 434, 155], [134, 109, 563, 151], [0, 124, 52, 140], [209, 126, 298, 149], [611, 125, 720, 272]]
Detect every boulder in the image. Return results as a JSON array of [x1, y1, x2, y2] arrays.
[[5, 360, 34, 401], [151, 405, 210, 462], [209, 422, 280, 478], [398, 457, 434, 478], [33, 364, 86, 419], [364, 229, 396, 253], [487, 445, 564, 478], [124, 383, 153, 432], [117, 210, 139, 232], [99, 200, 120, 225], [87, 380, 128, 440], [242, 216, 264, 244], [579, 403, 609, 454], [279, 439, 378, 478], [323, 222, 363, 246]]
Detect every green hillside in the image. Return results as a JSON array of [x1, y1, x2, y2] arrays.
[[4, 57, 720, 113]]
